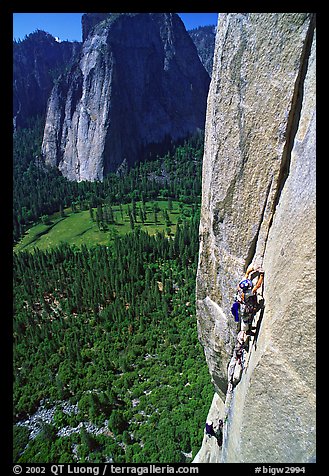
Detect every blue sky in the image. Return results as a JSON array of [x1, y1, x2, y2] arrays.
[[13, 13, 218, 42]]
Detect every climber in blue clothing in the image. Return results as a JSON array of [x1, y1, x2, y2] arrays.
[[231, 264, 264, 331], [205, 420, 223, 446], [205, 421, 216, 438]]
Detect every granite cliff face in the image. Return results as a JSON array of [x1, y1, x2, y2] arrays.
[[41, 13, 210, 181], [195, 13, 316, 463], [81, 13, 110, 41], [13, 30, 81, 129], [188, 25, 216, 77]]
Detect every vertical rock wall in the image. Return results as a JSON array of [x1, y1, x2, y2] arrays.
[[41, 13, 210, 181], [13, 31, 81, 129], [196, 13, 316, 463]]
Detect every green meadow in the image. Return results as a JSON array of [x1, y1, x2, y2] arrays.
[[14, 200, 196, 252]]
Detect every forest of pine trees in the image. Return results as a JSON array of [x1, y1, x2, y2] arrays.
[[13, 117, 204, 243], [13, 117, 213, 463]]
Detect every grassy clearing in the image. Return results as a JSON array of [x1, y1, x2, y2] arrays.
[[14, 200, 197, 252]]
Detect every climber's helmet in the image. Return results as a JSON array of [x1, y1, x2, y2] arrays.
[[239, 279, 253, 291]]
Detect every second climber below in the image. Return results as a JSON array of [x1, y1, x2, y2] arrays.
[[235, 264, 264, 333]]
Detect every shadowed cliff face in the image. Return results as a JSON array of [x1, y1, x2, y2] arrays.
[[13, 30, 81, 129], [81, 13, 110, 41], [195, 13, 315, 463], [41, 13, 210, 182], [188, 25, 216, 77]]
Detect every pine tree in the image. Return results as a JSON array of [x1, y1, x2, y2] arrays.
[[119, 204, 124, 221], [89, 203, 95, 221], [59, 203, 65, 218], [96, 204, 104, 230], [129, 211, 135, 230]]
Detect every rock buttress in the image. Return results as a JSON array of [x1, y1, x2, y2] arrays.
[[196, 13, 315, 463], [41, 13, 210, 182]]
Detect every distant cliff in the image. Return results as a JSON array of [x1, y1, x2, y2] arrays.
[[195, 13, 316, 463], [81, 13, 110, 41], [188, 25, 216, 76], [13, 30, 81, 129], [41, 13, 210, 181]]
